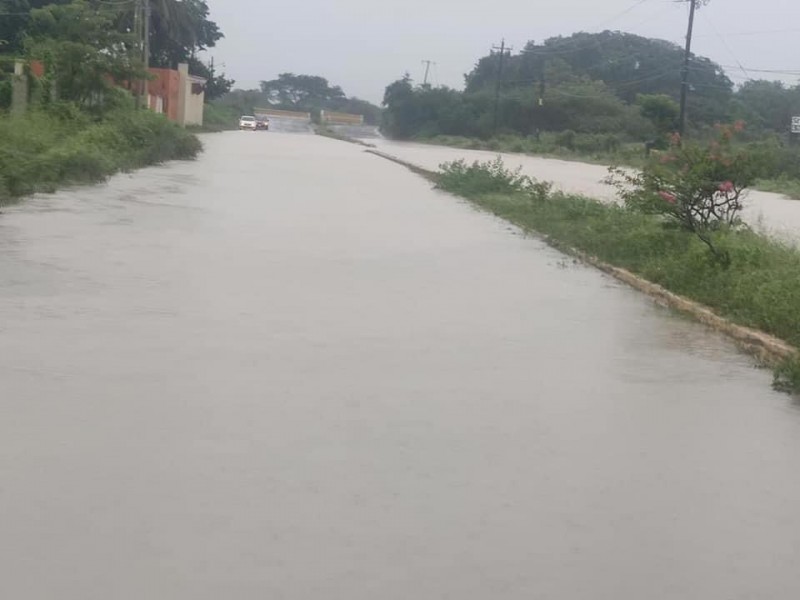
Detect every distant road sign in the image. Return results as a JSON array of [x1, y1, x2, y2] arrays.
[[792, 116, 800, 134]]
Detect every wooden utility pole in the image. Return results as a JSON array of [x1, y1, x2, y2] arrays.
[[492, 39, 512, 134], [421, 60, 435, 86], [143, 0, 151, 106], [134, 0, 142, 108], [678, 0, 698, 137]]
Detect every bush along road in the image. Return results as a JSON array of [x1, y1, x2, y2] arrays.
[[429, 126, 800, 394], [0, 106, 201, 205]]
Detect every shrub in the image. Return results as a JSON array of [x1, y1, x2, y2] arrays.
[[438, 157, 552, 201], [0, 108, 201, 203], [609, 123, 756, 264], [775, 357, 800, 394]]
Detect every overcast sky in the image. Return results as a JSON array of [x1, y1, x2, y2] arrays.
[[205, 0, 800, 103]]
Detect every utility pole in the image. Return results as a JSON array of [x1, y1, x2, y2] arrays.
[[678, 0, 698, 137], [492, 39, 512, 134], [134, 0, 142, 108], [143, 0, 151, 107], [421, 60, 435, 86]]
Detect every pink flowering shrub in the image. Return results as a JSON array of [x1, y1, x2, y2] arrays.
[[608, 123, 755, 263]]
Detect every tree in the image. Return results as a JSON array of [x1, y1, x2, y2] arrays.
[[464, 31, 733, 127], [732, 80, 800, 134], [259, 73, 345, 110], [189, 58, 233, 101], [638, 94, 679, 135], [26, 0, 142, 107], [0, 0, 31, 55], [147, 0, 223, 69]]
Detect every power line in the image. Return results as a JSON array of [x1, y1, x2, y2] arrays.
[[694, 27, 800, 38], [591, 0, 652, 31], [698, 9, 750, 81], [715, 65, 800, 76]]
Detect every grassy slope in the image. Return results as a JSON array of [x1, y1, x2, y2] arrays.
[[0, 108, 201, 203]]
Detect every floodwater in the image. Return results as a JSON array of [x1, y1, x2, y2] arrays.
[[369, 138, 800, 243], [2, 131, 800, 600]]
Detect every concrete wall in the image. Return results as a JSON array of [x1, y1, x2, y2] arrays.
[[183, 82, 205, 127], [321, 110, 364, 125], [149, 64, 204, 127], [11, 61, 28, 115], [254, 108, 312, 121]]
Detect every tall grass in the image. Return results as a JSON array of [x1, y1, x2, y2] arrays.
[[755, 176, 800, 200], [0, 107, 201, 203], [438, 159, 800, 394], [200, 102, 240, 132], [422, 132, 647, 167]]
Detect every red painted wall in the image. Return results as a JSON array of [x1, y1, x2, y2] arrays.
[[147, 68, 181, 122]]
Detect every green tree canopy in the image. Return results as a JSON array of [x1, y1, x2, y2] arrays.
[[26, 0, 142, 106], [259, 73, 346, 110], [637, 94, 679, 135], [465, 31, 733, 128]]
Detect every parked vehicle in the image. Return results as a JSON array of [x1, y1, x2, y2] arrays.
[[239, 115, 257, 130]]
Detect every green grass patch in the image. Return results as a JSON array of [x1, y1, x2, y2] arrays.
[[0, 108, 201, 203], [200, 102, 241, 132], [315, 124, 375, 147], [755, 176, 800, 200], [420, 133, 647, 168], [438, 159, 800, 394]]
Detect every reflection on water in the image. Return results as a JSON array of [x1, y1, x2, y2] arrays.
[[2, 132, 800, 599]]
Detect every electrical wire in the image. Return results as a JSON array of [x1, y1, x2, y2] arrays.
[[697, 9, 750, 80]]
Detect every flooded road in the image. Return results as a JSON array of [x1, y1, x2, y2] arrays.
[[2, 131, 800, 599], [369, 138, 800, 243]]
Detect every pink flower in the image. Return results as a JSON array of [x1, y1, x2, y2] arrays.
[[718, 181, 734, 193], [658, 191, 677, 204]]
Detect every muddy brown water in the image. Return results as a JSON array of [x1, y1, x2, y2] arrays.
[[2, 131, 800, 599]]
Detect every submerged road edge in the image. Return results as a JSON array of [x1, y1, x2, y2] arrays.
[[366, 148, 798, 367]]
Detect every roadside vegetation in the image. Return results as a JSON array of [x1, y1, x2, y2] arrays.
[[435, 127, 800, 395], [0, 1, 228, 201], [418, 133, 648, 167], [201, 102, 240, 132], [212, 73, 382, 126], [0, 104, 201, 203], [755, 177, 800, 200], [381, 29, 800, 197]]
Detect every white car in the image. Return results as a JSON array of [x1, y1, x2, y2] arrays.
[[239, 115, 257, 130]]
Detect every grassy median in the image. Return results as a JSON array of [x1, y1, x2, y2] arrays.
[[437, 158, 800, 394], [0, 107, 202, 204]]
